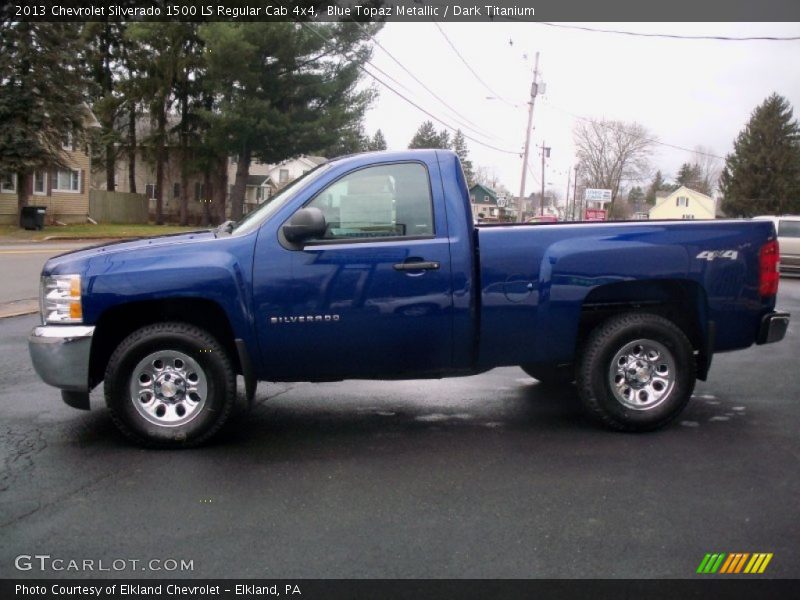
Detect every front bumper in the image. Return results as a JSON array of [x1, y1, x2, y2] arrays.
[[28, 325, 95, 392], [756, 312, 790, 345]]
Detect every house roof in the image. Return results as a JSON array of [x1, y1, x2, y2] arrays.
[[246, 175, 269, 187], [273, 155, 328, 169], [469, 183, 497, 200], [652, 185, 715, 212]]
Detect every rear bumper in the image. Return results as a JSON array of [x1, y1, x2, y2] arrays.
[[28, 325, 95, 392], [756, 312, 790, 345], [780, 252, 800, 272]]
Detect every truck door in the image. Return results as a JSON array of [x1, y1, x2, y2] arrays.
[[256, 160, 454, 380]]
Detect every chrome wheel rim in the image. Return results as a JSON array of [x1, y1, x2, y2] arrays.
[[608, 339, 676, 411], [130, 350, 207, 427]]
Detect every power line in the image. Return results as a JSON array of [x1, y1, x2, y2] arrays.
[[525, 22, 800, 42], [432, 21, 517, 107], [351, 20, 501, 142], [301, 23, 522, 156], [540, 98, 726, 160]]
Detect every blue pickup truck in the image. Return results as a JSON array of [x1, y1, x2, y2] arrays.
[[29, 150, 789, 447]]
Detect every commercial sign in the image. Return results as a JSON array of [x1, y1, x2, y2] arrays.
[[584, 209, 607, 221], [584, 188, 612, 202]]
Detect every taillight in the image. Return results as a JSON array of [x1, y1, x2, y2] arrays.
[[759, 239, 780, 297]]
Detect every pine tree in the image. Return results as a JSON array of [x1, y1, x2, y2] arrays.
[[0, 22, 88, 221], [675, 162, 707, 193], [451, 129, 474, 186], [627, 186, 645, 214], [408, 121, 441, 149], [201, 22, 378, 221], [720, 94, 800, 216], [645, 170, 670, 205], [437, 129, 451, 150], [368, 129, 387, 151]]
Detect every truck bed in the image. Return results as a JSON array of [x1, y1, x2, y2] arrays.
[[475, 219, 776, 368]]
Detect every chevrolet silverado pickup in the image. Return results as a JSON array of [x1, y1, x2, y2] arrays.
[[29, 150, 790, 447]]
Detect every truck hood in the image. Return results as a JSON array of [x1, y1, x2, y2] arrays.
[[43, 230, 217, 276]]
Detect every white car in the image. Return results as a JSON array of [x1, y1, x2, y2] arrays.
[[753, 215, 800, 273]]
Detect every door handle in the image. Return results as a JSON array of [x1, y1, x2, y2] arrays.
[[393, 261, 440, 271]]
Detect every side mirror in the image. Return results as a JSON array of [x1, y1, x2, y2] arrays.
[[282, 207, 327, 244]]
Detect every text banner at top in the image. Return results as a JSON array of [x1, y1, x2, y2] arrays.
[[5, 0, 800, 22]]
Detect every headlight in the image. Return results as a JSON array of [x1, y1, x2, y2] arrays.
[[41, 274, 83, 324]]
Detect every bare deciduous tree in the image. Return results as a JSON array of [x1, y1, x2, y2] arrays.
[[573, 119, 655, 212], [692, 145, 722, 196], [473, 165, 501, 190]]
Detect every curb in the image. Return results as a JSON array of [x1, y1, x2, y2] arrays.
[[0, 298, 39, 319]]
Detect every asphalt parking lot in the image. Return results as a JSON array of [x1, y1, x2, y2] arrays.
[[1, 280, 798, 579]]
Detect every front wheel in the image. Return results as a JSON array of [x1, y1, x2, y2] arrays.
[[577, 313, 696, 431], [104, 322, 236, 448]]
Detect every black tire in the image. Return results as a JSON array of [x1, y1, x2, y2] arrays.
[[577, 313, 695, 432], [104, 322, 236, 448], [520, 363, 575, 385]]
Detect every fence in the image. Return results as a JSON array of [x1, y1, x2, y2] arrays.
[[89, 190, 148, 223]]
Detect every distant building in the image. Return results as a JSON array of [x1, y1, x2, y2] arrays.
[[469, 183, 499, 221], [649, 186, 716, 220], [93, 116, 227, 223], [1, 105, 100, 225], [230, 154, 327, 212]]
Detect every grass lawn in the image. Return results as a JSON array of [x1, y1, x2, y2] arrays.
[[0, 223, 206, 241]]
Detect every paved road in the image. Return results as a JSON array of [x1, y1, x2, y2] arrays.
[[0, 242, 97, 304], [1, 281, 799, 579]]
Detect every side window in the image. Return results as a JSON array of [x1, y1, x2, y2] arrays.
[[778, 220, 800, 238], [307, 163, 434, 241]]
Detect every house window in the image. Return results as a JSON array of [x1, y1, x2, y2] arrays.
[[62, 132, 75, 152], [676, 197, 689, 207], [33, 171, 47, 195], [194, 182, 205, 201], [173, 182, 181, 198], [279, 169, 289, 183], [145, 183, 156, 199], [1, 173, 16, 193], [54, 169, 80, 192], [682, 214, 695, 220], [470, 195, 476, 203]]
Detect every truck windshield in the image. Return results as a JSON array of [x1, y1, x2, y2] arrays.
[[230, 163, 332, 236]]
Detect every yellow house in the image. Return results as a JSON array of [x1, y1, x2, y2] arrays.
[[0, 106, 99, 225], [649, 186, 716, 220]]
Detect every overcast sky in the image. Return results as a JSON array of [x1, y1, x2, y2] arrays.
[[361, 22, 800, 202]]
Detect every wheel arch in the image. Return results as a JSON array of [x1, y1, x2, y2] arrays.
[[88, 298, 240, 390], [576, 279, 711, 380]]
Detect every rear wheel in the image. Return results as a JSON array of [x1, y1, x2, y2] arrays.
[[104, 322, 236, 448], [577, 313, 695, 431]]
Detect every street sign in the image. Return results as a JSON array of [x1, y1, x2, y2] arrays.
[[584, 188, 612, 202], [496, 195, 508, 208], [585, 209, 607, 221]]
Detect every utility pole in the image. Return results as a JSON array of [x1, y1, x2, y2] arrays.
[[517, 52, 540, 223], [565, 166, 571, 221], [540, 141, 546, 216], [572, 165, 579, 220]]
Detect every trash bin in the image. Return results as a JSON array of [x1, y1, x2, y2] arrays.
[[20, 206, 46, 231]]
